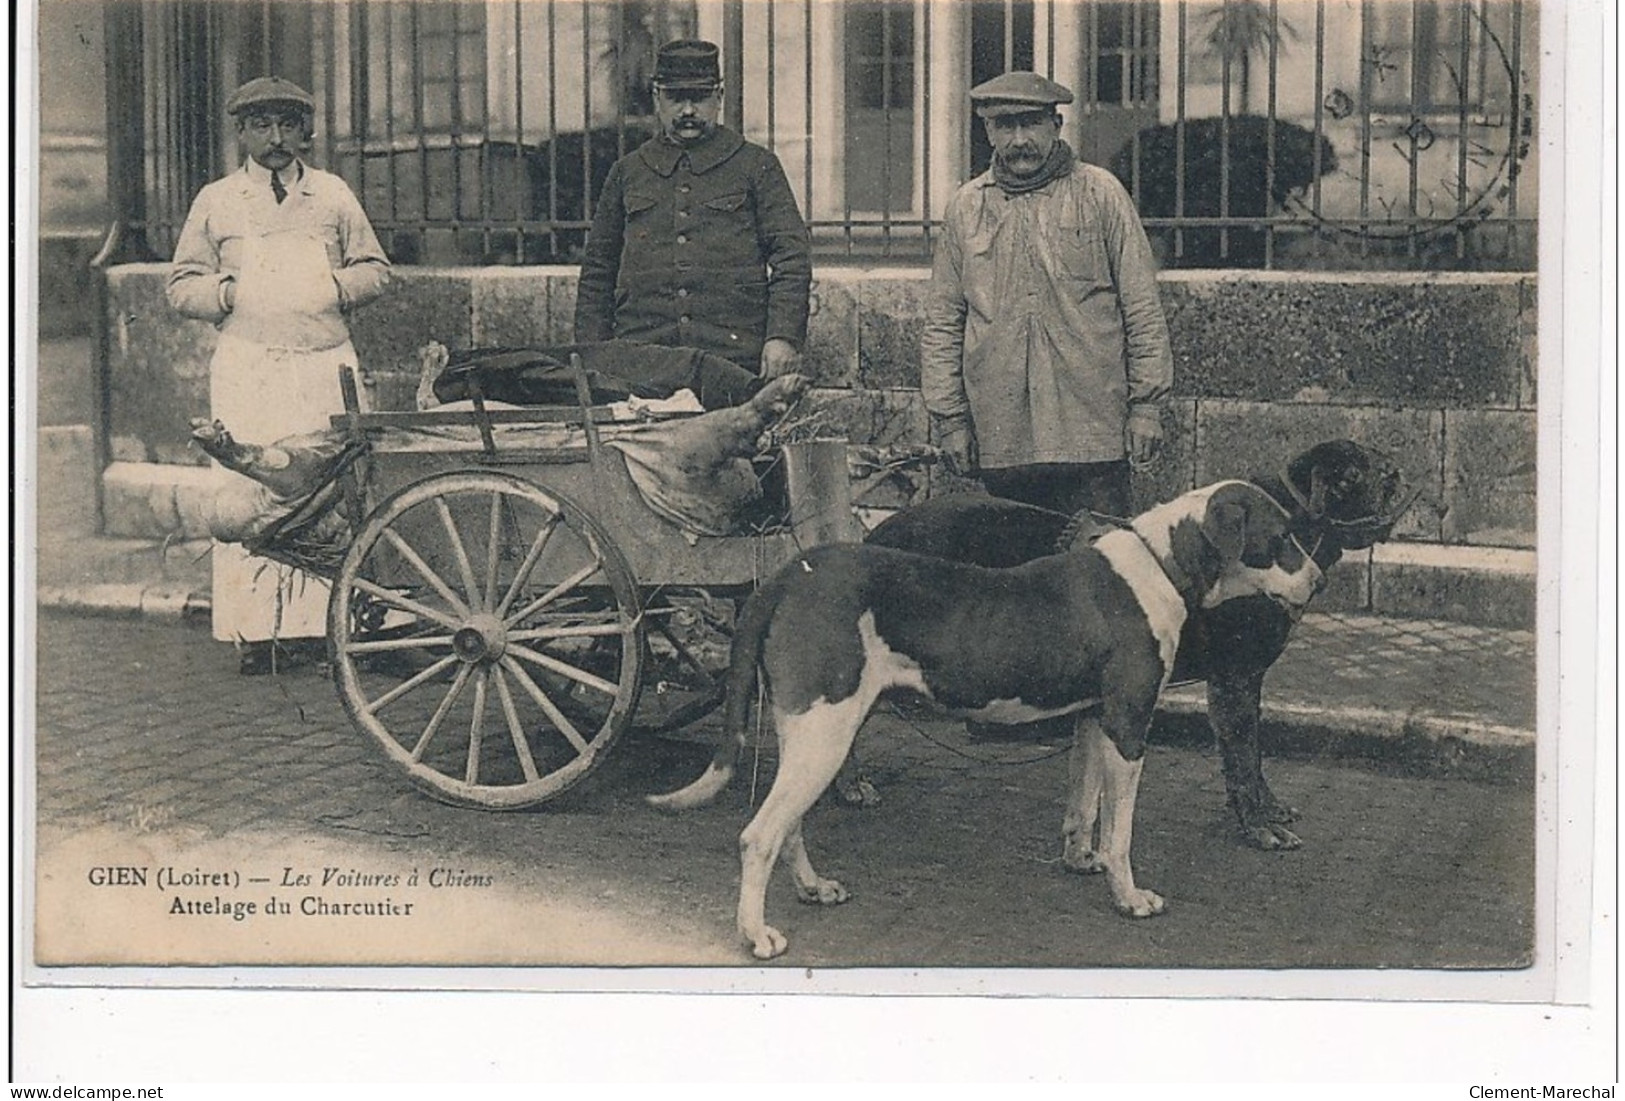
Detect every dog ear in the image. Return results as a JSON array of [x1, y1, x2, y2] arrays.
[[1201, 498, 1249, 563]]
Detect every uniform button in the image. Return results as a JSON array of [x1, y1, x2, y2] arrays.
[[676, 234, 689, 245], [729, 333, 740, 341], [676, 288, 689, 298], [678, 209, 691, 218], [679, 184, 692, 193], [680, 315, 692, 325]]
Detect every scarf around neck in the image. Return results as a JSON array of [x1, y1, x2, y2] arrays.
[[992, 139, 1076, 195]]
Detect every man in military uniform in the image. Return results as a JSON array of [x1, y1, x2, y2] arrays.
[[575, 40, 812, 379], [920, 71, 1172, 520]]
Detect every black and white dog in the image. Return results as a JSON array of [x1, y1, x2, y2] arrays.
[[650, 480, 1325, 959], [865, 439, 1411, 850]]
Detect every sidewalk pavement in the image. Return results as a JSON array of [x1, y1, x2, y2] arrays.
[[30, 424, 1536, 773]]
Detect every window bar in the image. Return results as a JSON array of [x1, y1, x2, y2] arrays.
[[803, 0, 812, 235], [451, 1, 466, 256], [1310, 0, 1326, 262], [765, 0, 777, 151], [1264, 0, 1279, 268], [1087, 0, 1099, 111], [1473, 0, 1489, 118], [1358, 0, 1374, 260], [351, 3, 369, 252], [547, 0, 560, 258], [1174, 0, 1187, 262], [1218, 0, 1231, 261], [1004, 0, 1014, 73], [1045, 0, 1054, 77], [581, 0, 593, 225], [513, 0, 526, 262], [411, 3, 429, 246], [1505, 0, 1523, 225], [317, 2, 335, 173], [616, 0, 629, 163], [881, 1, 893, 256], [1128, 3, 1143, 205], [1128, 1, 1140, 103], [922, 0, 931, 249], [840, 11, 851, 257], [175, 2, 191, 239], [1454, 0, 1472, 260], [1405, 0, 1423, 259], [158, 2, 173, 250], [260, 0, 272, 72], [381, 3, 399, 250]]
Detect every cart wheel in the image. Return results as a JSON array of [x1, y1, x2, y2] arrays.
[[329, 471, 645, 809]]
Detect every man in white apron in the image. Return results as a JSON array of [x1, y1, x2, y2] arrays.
[[168, 76, 391, 675]]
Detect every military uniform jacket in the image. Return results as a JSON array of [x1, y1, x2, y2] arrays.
[[575, 126, 812, 370]]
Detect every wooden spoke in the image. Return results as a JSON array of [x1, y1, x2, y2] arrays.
[[506, 641, 620, 698], [380, 527, 471, 619], [409, 663, 474, 763], [434, 496, 484, 614], [506, 560, 603, 626], [499, 655, 591, 755], [492, 668, 542, 783], [343, 634, 455, 654], [495, 513, 562, 618], [351, 577, 462, 631], [465, 668, 489, 785], [366, 654, 461, 714], [506, 621, 626, 643], [483, 490, 505, 611]]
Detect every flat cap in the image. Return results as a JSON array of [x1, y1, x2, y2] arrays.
[[226, 76, 315, 116], [969, 71, 1074, 118], [652, 40, 722, 90]]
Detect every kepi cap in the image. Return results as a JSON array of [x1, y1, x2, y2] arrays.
[[652, 39, 722, 90], [970, 71, 1074, 118], [226, 76, 315, 116]]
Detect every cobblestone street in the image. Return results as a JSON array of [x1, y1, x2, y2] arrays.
[[30, 610, 1537, 975]]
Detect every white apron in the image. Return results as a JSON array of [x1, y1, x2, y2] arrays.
[[210, 233, 365, 644]]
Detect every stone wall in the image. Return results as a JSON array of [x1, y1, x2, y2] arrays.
[[103, 264, 1537, 553]]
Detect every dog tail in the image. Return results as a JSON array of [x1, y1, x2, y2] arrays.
[[645, 577, 778, 812]]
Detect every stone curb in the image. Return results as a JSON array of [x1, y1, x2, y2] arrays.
[[36, 582, 212, 624], [1158, 690, 1533, 752]]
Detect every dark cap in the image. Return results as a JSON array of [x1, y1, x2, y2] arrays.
[[652, 40, 722, 90], [969, 71, 1074, 118], [226, 76, 315, 116]]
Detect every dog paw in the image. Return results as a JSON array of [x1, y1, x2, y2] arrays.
[[796, 878, 850, 906], [746, 924, 789, 960], [1062, 837, 1106, 875], [1243, 823, 1303, 851], [834, 775, 881, 808], [1114, 889, 1167, 919]]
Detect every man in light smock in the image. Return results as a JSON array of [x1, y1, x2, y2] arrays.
[[920, 72, 1172, 521], [168, 77, 391, 675]]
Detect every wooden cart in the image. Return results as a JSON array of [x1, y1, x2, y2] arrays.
[[320, 367, 855, 810]]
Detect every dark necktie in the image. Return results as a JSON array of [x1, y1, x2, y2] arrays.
[[271, 172, 287, 204]]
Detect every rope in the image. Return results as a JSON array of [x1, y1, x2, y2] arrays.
[[877, 701, 1075, 767]]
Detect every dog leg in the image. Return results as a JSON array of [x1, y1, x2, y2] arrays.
[[1209, 670, 1302, 851], [736, 701, 865, 959], [1061, 715, 1106, 875], [1088, 724, 1165, 918], [784, 822, 850, 906]]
